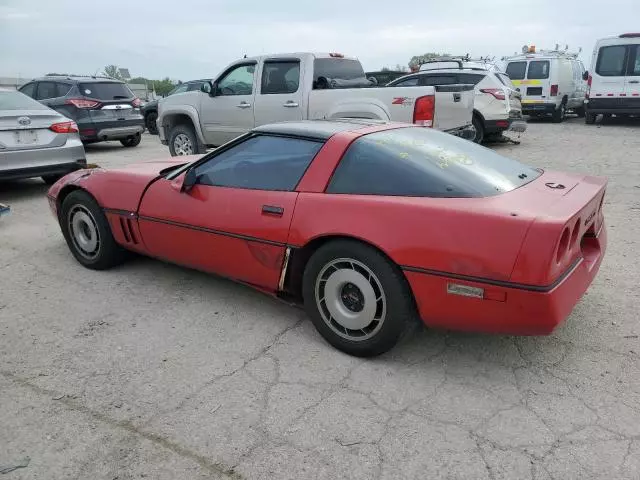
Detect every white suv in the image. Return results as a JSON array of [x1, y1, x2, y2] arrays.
[[387, 58, 526, 143]]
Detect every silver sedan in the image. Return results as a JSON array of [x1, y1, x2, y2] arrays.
[[0, 88, 86, 184]]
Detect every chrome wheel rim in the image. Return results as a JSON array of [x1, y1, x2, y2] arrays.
[[68, 205, 100, 260], [173, 133, 193, 155], [315, 258, 386, 341]]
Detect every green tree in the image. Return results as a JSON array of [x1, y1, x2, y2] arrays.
[[103, 65, 123, 80], [152, 77, 179, 97]]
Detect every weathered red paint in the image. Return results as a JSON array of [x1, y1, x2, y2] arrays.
[[48, 124, 607, 336]]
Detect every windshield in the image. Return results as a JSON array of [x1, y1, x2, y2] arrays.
[[79, 82, 134, 100], [327, 127, 541, 198], [0, 90, 50, 110], [506, 62, 527, 80]]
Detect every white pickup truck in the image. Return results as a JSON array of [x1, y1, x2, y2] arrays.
[[158, 52, 475, 156]]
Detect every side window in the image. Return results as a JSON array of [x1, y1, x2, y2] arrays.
[[393, 77, 419, 87], [35, 81, 59, 100], [217, 64, 255, 96], [632, 46, 640, 76], [261, 61, 300, 94], [56, 82, 71, 97], [419, 74, 458, 86], [596, 46, 628, 76], [194, 135, 323, 191], [19, 82, 36, 97]]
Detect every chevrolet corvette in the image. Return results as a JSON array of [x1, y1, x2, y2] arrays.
[[47, 119, 607, 356]]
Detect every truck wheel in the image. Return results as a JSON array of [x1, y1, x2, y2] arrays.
[[146, 112, 158, 135], [120, 134, 141, 148], [168, 124, 204, 157], [552, 102, 566, 123], [472, 115, 484, 144], [585, 111, 596, 125]]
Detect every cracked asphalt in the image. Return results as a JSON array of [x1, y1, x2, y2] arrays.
[[1, 116, 639, 480]]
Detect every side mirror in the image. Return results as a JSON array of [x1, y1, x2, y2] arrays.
[[582, 71, 589, 81], [201, 81, 214, 96], [169, 168, 198, 193]]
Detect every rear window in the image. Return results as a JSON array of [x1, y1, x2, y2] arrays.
[[313, 58, 365, 82], [527, 61, 550, 79], [596, 45, 627, 76], [458, 73, 485, 85], [506, 62, 527, 80], [79, 82, 134, 100], [327, 127, 541, 198], [0, 90, 50, 110]]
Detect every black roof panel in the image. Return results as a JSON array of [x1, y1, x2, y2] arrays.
[[253, 119, 390, 140]]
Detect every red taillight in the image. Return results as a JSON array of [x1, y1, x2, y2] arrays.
[[132, 98, 142, 108], [50, 121, 79, 133], [413, 95, 435, 127], [480, 88, 506, 100], [550, 84, 559, 97], [65, 98, 101, 109]]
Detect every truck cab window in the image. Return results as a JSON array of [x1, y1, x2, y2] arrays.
[[217, 64, 255, 96], [261, 62, 300, 94]]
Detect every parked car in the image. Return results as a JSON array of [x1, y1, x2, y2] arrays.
[[387, 57, 526, 143], [141, 79, 208, 134], [0, 88, 86, 184], [18, 76, 144, 147], [157, 52, 475, 156], [504, 47, 587, 122], [47, 119, 607, 357], [583, 33, 640, 124]]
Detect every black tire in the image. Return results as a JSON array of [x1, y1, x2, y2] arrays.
[[574, 106, 585, 117], [59, 190, 127, 270], [42, 174, 64, 185], [552, 102, 566, 123], [472, 115, 484, 144], [146, 111, 158, 135], [120, 134, 141, 148], [302, 240, 416, 357], [585, 111, 596, 125], [168, 123, 204, 157]]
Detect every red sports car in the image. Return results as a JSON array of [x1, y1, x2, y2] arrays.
[[47, 120, 607, 357]]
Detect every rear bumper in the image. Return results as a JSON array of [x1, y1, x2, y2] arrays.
[[483, 118, 527, 134], [585, 98, 640, 114], [444, 124, 476, 141], [522, 102, 557, 115], [404, 224, 607, 335], [0, 138, 87, 181], [78, 118, 144, 142]]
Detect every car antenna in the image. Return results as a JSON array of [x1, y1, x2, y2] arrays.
[[243, 54, 247, 58]]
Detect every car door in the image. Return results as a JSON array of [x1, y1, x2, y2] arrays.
[[253, 59, 304, 126], [199, 62, 257, 146], [137, 134, 324, 290], [625, 43, 640, 98], [593, 44, 628, 98]]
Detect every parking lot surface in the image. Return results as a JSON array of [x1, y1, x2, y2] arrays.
[[2, 118, 640, 480]]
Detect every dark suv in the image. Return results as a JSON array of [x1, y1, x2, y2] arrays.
[[19, 76, 145, 147]]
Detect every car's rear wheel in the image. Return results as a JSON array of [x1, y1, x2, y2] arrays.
[[552, 102, 566, 123], [302, 240, 415, 357], [146, 111, 158, 135], [120, 134, 141, 148], [60, 190, 127, 270], [585, 111, 596, 125], [472, 115, 484, 144], [168, 124, 204, 157]]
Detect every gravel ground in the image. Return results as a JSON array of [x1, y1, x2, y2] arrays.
[[1, 117, 639, 480]]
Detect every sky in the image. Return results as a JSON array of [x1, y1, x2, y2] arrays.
[[1, 0, 639, 82]]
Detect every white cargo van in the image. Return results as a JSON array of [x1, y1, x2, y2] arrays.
[[583, 33, 640, 124], [504, 47, 587, 122]]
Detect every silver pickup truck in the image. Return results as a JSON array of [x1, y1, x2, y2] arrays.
[[158, 52, 475, 156]]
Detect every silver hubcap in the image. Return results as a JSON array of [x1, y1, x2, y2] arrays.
[[68, 205, 100, 259], [315, 258, 386, 341], [173, 133, 193, 155]]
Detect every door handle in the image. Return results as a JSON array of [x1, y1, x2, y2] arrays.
[[262, 205, 284, 216], [236, 102, 251, 108], [453, 93, 461, 102], [283, 101, 299, 108]]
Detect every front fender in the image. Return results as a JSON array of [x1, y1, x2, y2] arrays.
[[157, 103, 206, 144]]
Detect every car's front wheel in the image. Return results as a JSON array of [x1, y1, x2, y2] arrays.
[[120, 134, 141, 148], [145, 111, 158, 135], [472, 115, 484, 144], [168, 124, 204, 156], [302, 240, 415, 357], [60, 190, 127, 270]]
